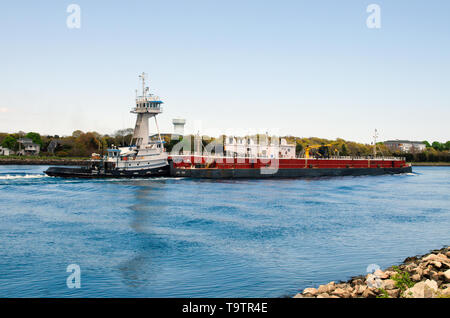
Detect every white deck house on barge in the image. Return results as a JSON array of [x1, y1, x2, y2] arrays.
[[224, 137, 296, 159]]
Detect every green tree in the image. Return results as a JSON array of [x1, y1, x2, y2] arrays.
[[25, 132, 42, 146], [295, 143, 303, 156], [341, 143, 349, 156], [431, 141, 443, 151], [444, 141, 450, 151], [1, 135, 16, 149], [72, 130, 84, 138]]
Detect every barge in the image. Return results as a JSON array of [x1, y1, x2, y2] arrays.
[[169, 155, 411, 179]]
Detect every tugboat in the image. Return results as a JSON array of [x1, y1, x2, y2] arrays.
[[45, 73, 170, 178]]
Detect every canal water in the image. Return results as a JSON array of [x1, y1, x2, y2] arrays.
[[0, 165, 449, 297]]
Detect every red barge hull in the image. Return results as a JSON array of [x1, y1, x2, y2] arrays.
[[169, 156, 412, 179]]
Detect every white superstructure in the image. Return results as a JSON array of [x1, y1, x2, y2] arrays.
[[101, 73, 168, 172], [224, 137, 296, 159]]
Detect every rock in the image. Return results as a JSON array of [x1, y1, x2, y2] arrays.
[[316, 293, 330, 298], [404, 279, 438, 298], [326, 282, 336, 292], [362, 288, 377, 298], [444, 270, 450, 282], [356, 284, 367, 295], [431, 261, 442, 269], [317, 285, 329, 294], [411, 274, 421, 282], [380, 279, 396, 290], [403, 256, 418, 263], [423, 267, 431, 277], [344, 285, 353, 292], [352, 278, 364, 286], [446, 251, 450, 259], [439, 288, 450, 297], [302, 288, 318, 296], [374, 269, 389, 279], [423, 254, 439, 262], [293, 293, 304, 298], [329, 295, 340, 298], [430, 271, 440, 282], [423, 253, 449, 264], [414, 267, 423, 276], [386, 289, 400, 298], [404, 264, 416, 272], [317, 282, 336, 294], [332, 288, 346, 297], [384, 270, 396, 278]]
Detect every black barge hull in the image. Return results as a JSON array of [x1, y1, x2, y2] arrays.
[[45, 165, 412, 179], [170, 166, 413, 179], [45, 165, 170, 178]]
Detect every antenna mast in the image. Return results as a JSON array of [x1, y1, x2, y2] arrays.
[[373, 129, 379, 157], [139, 72, 147, 97]]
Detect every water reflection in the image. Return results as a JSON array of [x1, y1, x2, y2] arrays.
[[119, 180, 168, 289]]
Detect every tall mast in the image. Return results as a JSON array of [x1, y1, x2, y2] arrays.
[[139, 72, 146, 97], [373, 129, 378, 157]]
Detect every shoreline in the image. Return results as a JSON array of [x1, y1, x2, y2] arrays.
[[293, 246, 450, 298], [411, 162, 450, 166], [0, 158, 90, 166], [1, 158, 449, 167]]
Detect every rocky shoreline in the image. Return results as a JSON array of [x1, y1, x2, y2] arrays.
[[0, 158, 90, 166], [294, 246, 450, 298]]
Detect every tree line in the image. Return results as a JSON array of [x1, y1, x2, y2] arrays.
[[1, 130, 449, 162]]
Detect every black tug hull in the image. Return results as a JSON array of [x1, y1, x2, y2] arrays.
[[45, 165, 170, 178]]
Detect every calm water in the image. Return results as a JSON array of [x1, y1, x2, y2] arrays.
[[0, 165, 449, 297]]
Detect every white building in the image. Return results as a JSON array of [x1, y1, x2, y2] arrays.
[[0, 146, 11, 156], [224, 137, 296, 159], [384, 140, 426, 152], [17, 138, 40, 156]]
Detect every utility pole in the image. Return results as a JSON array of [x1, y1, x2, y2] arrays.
[[373, 129, 379, 157]]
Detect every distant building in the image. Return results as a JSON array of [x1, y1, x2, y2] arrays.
[[384, 140, 426, 152], [0, 146, 11, 156], [17, 138, 40, 156], [47, 139, 59, 154]]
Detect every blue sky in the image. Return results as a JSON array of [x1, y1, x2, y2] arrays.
[[0, 0, 449, 143]]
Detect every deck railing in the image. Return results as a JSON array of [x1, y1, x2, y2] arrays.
[[170, 152, 405, 161]]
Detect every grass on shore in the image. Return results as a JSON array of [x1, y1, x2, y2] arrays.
[[0, 155, 89, 161], [411, 162, 450, 166]]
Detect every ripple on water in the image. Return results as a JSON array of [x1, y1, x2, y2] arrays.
[[0, 166, 449, 297]]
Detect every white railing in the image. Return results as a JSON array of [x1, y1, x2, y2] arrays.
[[136, 95, 161, 102], [169, 152, 405, 161], [131, 106, 163, 113]]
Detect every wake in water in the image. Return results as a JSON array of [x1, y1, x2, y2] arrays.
[[0, 174, 48, 180]]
